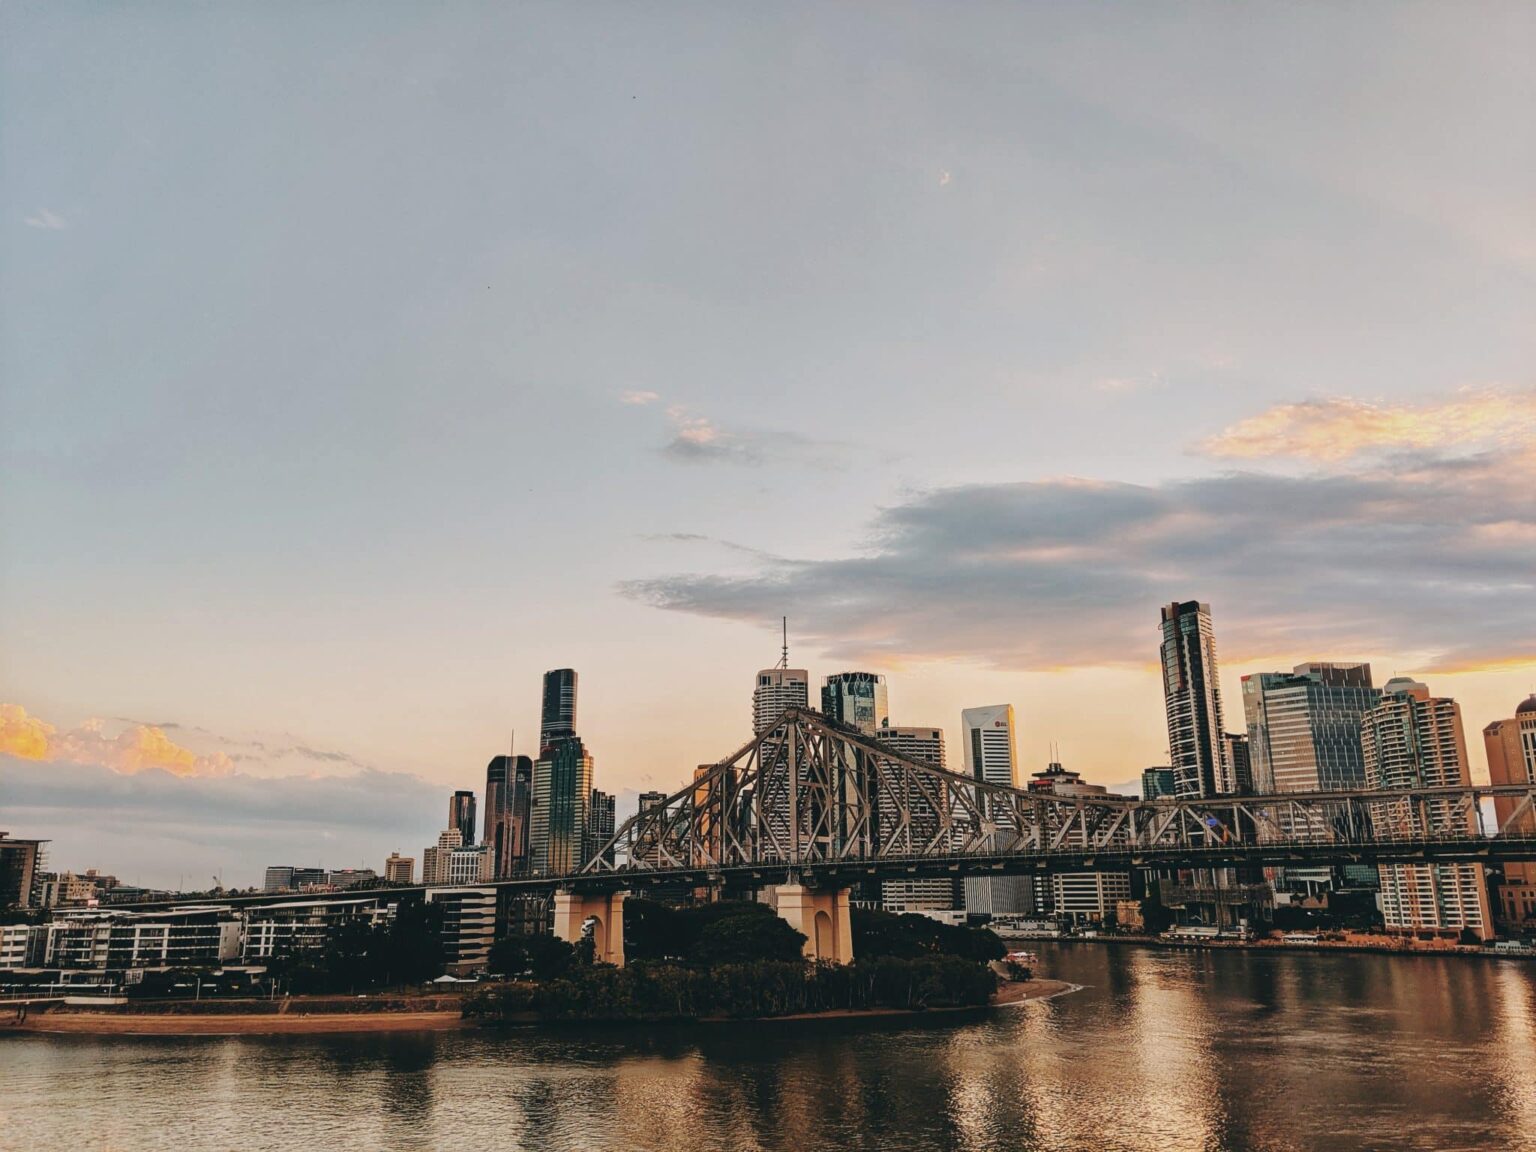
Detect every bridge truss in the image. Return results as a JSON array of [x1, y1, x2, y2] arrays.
[[579, 708, 1536, 889]]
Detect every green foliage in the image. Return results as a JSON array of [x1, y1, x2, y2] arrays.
[[523, 932, 577, 980], [268, 898, 444, 994], [693, 907, 807, 966], [625, 898, 806, 966], [463, 954, 996, 1023], [851, 908, 1005, 962], [1140, 896, 1175, 935]]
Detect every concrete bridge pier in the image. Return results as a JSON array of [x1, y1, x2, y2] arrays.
[[553, 889, 628, 967], [771, 883, 854, 964]]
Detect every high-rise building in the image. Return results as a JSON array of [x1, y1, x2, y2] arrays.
[[529, 737, 595, 876], [754, 668, 810, 734], [638, 790, 667, 812], [1362, 678, 1493, 941], [484, 754, 534, 879], [874, 725, 958, 913], [1484, 695, 1536, 928], [1220, 733, 1253, 795], [1141, 767, 1176, 800], [1024, 762, 1133, 924], [822, 672, 889, 736], [383, 853, 415, 885], [959, 705, 1030, 916], [422, 828, 464, 887], [449, 791, 477, 847], [587, 788, 616, 866], [540, 668, 578, 749], [1159, 601, 1228, 799], [1242, 663, 1380, 795], [0, 832, 47, 909]]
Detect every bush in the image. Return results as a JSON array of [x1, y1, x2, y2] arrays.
[[851, 909, 1005, 963]]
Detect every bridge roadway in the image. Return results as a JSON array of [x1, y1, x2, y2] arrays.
[[108, 831, 1536, 911]]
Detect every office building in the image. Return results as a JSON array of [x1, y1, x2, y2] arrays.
[[754, 667, 810, 734], [587, 788, 616, 866], [1159, 601, 1228, 799], [1242, 663, 1380, 795], [638, 790, 667, 813], [484, 754, 533, 879], [383, 853, 415, 885], [422, 829, 463, 886], [1141, 767, 1176, 800], [450, 791, 478, 848], [324, 869, 376, 890], [540, 668, 578, 748], [1220, 733, 1252, 795], [0, 832, 47, 909], [959, 705, 1030, 916], [529, 737, 595, 876], [874, 724, 959, 913], [822, 672, 889, 736], [262, 866, 328, 894], [1484, 695, 1536, 928], [1362, 678, 1493, 941]]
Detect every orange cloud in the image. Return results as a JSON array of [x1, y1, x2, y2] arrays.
[[0, 704, 233, 778], [1202, 387, 1535, 462], [0, 703, 54, 760]]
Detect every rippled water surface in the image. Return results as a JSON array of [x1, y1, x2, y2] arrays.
[[4, 944, 1536, 1152]]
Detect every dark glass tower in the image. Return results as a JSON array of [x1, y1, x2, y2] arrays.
[[540, 668, 578, 750], [484, 755, 533, 879], [1159, 601, 1227, 799], [449, 790, 477, 847]]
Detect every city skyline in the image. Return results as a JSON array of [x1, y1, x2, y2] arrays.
[[3, 2, 1534, 890]]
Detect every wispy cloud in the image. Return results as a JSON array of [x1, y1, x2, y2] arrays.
[[1202, 387, 1536, 462], [619, 389, 660, 406], [661, 405, 763, 464], [0, 704, 233, 777], [23, 208, 68, 231], [623, 447, 1536, 672]]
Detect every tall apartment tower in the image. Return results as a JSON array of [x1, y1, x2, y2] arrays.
[[449, 791, 477, 847], [822, 672, 889, 736], [960, 705, 1030, 916], [540, 668, 578, 749], [1362, 678, 1493, 941], [753, 668, 810, 734], [484, 754, 535, 879], [1242, 663, 1380, 795], [1484, 695, 1536, 927], [873, 725, 958, 913], [529, 737, 595, 877], [1159, 601, 1229, 799]]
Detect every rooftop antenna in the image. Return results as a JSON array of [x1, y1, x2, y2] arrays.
[[778, 616, 789, 669]]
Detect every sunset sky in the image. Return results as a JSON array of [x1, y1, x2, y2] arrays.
[[2, 2, 1533, 889]]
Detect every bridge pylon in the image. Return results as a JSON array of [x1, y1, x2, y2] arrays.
[[553, 889, 628, 967]]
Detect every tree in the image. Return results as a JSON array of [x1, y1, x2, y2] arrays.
[[851, 909, 1004, 962], [487, 934, 530, 978], [692, 906, 806, 966], [523, 933, 577, 980]]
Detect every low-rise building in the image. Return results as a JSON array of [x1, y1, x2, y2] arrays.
[[0, 832, 48, 909], [0, 923, 43, 968], [43, 906, 242, 970], [425, 886, 496, 974], [242, 897, 393, 961], [384, 853, 415, 885]]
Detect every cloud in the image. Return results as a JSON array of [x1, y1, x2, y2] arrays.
[[0, 704, 233, 777], [23, 208, 67, 230], [619, 389, 660, 405], [661, 405, 763, 464], [622, 448, 1536, 673], [938, 170, 952, 186], [1, 756, 444, 888], [1202, 387, 1536, 462]]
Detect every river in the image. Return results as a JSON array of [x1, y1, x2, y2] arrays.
[[3, 943, 1534, 1152]]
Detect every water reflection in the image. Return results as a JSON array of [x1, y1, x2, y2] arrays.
[[3, 948, 1535, 1152]]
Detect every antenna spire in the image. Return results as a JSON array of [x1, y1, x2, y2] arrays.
[[780, 616, 789, 669]]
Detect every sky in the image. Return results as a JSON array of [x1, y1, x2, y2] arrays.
[[2, 2, 1533, 890]]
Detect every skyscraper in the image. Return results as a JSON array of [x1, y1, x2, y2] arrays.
[[449, 790, 477, 847], [383, 852, 414, 885], [1483, 695, 1536, 928], [959, 705, 1030, 916], [1140, 767, 1176, 800], [1159, 601, 1228, 799], [1362, 678, 1492, 940], [873, 725, 958, 913], [1242, 663, 1380, 795], [821, 672, 889, 735], [484, 754, 535, 879], [529, 737, 595, 877], [587, 788, 616, 866], [1220, 733, 1253, 795], [753, 667, 810, 734], [540, 668, 578, 749]]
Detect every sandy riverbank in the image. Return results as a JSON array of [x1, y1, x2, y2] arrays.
[[2, 1009, 469, 1036], [991, 978, 1077, 1005]]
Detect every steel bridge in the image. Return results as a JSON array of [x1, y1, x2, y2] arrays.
[[570, 708, 1536, 893]]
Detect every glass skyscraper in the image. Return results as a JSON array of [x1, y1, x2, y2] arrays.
[[540, 668, 578, 750], [1159, 601, 1228, 799], [1242, 663, 1379, 795], [821, 672, 889, 736], [529, 736, 594, 877]]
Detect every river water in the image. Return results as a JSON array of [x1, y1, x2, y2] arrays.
[[3, 943, 1535, 1152]]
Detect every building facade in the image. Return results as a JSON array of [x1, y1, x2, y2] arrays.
[[484, 754, 534, 879], [383, 853, 415, 885], [1362, 678, 1493, 941], [1140, 767, 1176, 800], [0, 832, 47, 909], [1025, 762, 1134, 925], [1483, 695, 1536, 928], [1159, 601, 1229, 799], [529, 737, 595, 876], [1220, 733, 1253, 795], [1242, 663, 1380, 795], [753, 667, 810, 734], [959, 705, 1031, 916], [821, 672, 889, 736], [424, 887, 497, 975], [540, 668, 578, 748], [450, 791, 478, 848], [587, 788, 616, 867], [873, 724, 959, 913]]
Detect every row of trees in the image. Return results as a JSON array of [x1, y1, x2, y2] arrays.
[[269, 900, 445, 994], [464, 954, 997, 1022]]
